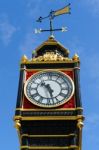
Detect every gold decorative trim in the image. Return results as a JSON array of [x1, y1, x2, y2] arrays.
[[21, 61, 79, 64], [77, 118, 84, 150], [14, 115, 84, 121], [15, 107, 83, 111], [74, 67, 80, 70], [14, 120, 21, 146], [21, 52, 80, 64], [76, 107, 83, 110], [21, 133, 77, 138], [20, 145, 78, 149], [20, 59, 79, 64], [20, 68, 76, 71], [32, 52, 72, 62]]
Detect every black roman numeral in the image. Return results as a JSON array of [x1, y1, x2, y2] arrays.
[[32, 93, 38, 98], [61, 87, 68, 90], [47, 99, 51, 105], [60, 92, 66, 97], [55, 97, 59, 102], [48, 74, 52, 80], [38, 97, 43, 103]]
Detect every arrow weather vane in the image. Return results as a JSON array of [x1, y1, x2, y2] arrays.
[[35, 3, 71, 36]]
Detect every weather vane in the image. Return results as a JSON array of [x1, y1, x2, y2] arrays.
[[35, 3, 71, 36]]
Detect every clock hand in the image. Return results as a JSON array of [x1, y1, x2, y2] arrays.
[[46, 84, 55, 104], [40, 82, 49, 98], [40, 82, 54, 98], [40, 81, 45, 87], [45, 84, 54, 98]]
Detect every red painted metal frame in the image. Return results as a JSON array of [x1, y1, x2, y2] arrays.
[[23, 70, 75, 109]]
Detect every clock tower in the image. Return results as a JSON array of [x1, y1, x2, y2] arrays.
[[14, 36, 84, 150], [14, 3, 84, 150]]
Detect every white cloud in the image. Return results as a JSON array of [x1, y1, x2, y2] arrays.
[[0, 14, 17, 45]]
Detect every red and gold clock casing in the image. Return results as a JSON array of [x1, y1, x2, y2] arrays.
[[23, 69, 76, 109]]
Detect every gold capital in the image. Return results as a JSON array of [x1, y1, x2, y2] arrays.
[[72, 53, 80, 62], [14, 120, 21, 130]]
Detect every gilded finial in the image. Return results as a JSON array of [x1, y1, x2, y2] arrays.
[[21, 55, 28, 64], [67, 49, 70, 54], [72, 53, 80, 62]]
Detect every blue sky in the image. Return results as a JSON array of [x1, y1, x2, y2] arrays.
[[0, 0, 99, 149]]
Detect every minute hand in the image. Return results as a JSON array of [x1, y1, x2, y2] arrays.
[[45, 84, 54, 98]]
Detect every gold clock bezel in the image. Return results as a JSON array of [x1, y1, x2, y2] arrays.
[[24, 70, 75, 108]]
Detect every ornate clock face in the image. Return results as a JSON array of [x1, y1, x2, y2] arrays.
[[24, 70, 74, 108]]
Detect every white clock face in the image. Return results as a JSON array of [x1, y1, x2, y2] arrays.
[[24, 70, 74, 108]]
